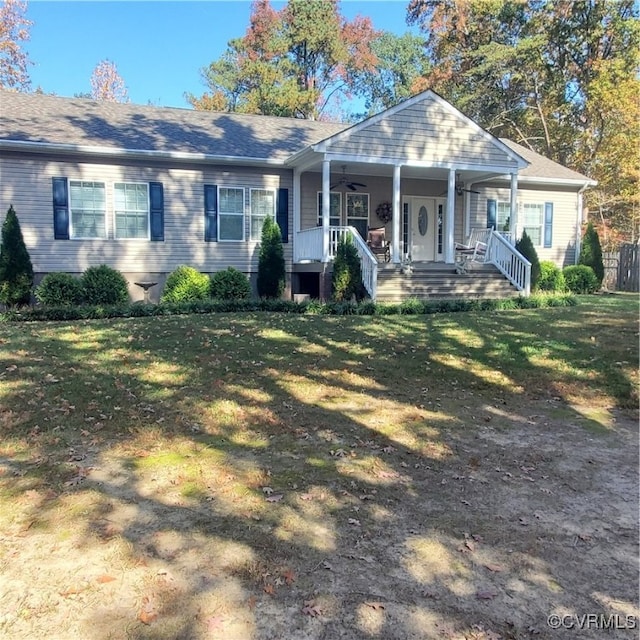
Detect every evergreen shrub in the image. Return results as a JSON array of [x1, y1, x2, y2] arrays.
[[35, 272, 84, 306], [210, 267, 251, 300], [537, 261, 566, 292], [81, 265, 129, 305], [257, 217, 285, 298], [161, 265, 210, 303], [0, 205, 34, 307], [563, 265, 599, 294]]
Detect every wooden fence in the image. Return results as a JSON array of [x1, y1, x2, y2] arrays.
[[604, 244, 639, 292]]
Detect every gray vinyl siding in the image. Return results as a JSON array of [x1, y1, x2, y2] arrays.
[[325, 95, 519, 169], [0, 152, 293, 275], [469, 182, 581, 266]]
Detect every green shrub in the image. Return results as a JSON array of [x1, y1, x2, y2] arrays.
[[0, 205, 33, 307], [210, 267, 251, 300], [537, 261, 566, 292], [579, 222, 604, 286], [563, 264, 599, 294], [35, 272, 84, 306], [161, 265, 210, 303], [332, 235, 364, 301], [399, 297, 425, 314], [81, 264, 129, 305], [257, 216, 285, 298], [515, 230, 541, 290]]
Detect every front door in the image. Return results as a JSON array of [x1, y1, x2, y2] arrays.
[[410, 198, 437, 261]]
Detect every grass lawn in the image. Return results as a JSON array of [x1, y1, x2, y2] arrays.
[[0, 294, 638, 639]]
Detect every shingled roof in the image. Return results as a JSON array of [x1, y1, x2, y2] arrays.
[[0, 90, 348, 162]]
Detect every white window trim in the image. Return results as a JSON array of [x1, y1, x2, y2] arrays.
[[218, 186, 245, 242], [346, 192, 370, 226], [250, 188, 276, 242], [522, 202, 544, 247], [317, 191, 342, 225], [68, 179, 107, 240], [113, 181, 150, 241]]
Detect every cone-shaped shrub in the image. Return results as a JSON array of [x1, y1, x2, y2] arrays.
[[257, 216, 285, 298], [332, 235, 364, 301], [0, 205, 34, 307], [515, 230, 541, 291], [579, 222, 604, 287]]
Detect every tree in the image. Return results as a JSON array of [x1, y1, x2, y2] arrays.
[[350, 32, 431, 118], [0, 0, 32, 90], [579, 222, 604, 286], [407, 0, 640, 243], [0, 205, 33, 307], [257, 216, 285, 298], [188, 0, 378, 120], [90, 59, 129, 103]]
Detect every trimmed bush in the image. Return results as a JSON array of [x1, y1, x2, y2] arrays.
[[563, 264, 599, 294], [515, 230, 541, 291], [537, 261, 566, 292], [0, 205, 33, 307], [579, 222, 604, 287], [332, 235, 364, 301], [257, 216, 286, 298], [161, 265, 210, 303], [35, 272, 84, 306], [81, 265, 129, 305], [210, 267, 251, 300]]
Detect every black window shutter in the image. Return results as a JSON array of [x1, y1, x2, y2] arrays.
[[486, 199, 497, 230], [276, 187, 289, 243], [52, 177, 70, 239], [544, 202, 553, 248], [149, 182, 164, 241], [204, 184, 218, 242]]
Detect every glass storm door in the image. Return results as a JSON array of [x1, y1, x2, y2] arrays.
[[410, 198, 436, 261]]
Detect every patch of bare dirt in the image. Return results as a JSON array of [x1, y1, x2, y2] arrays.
[[0, 407, 637, 640]]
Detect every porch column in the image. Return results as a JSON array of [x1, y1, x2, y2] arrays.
[[510, 172, 519, 241], [392, 164, 401, 263], [293, 168, 301, 261], [322, 159, 331, 262], [445, 168, 456, 263]]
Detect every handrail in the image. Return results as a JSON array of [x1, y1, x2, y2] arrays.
[[293, 226, 378, 299], [486, 231, 531, 295]]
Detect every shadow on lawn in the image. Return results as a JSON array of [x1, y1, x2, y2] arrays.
[[0, 303, 638, 639]]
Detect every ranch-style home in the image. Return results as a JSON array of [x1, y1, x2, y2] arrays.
[[0, 88, 595, 302]]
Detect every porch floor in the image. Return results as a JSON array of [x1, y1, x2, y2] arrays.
[[375, 261, 518, 302]]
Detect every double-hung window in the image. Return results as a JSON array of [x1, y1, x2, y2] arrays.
[[346, 193, 369, 239], [317, 192, 341, 227], [523, 203, 544, 246], [250, 189, 275, 241], [114, 182, 149, 239], [496, 202, 511, 232], [69, 181, 106, 238], [218, 187, 245, 241]]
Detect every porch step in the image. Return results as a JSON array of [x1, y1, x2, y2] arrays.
[[375, 263, 518, 302]]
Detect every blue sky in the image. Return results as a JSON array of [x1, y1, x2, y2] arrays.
[[26, 1, 419, 109]]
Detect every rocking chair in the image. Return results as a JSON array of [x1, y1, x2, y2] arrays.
[[367, 227, 391, 262]]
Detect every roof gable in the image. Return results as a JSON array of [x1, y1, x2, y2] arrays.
[[314, 90, 527, 170]]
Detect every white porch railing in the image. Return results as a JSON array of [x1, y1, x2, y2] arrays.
[[294, 226, 378, 299], [486, 231, 531, 295]]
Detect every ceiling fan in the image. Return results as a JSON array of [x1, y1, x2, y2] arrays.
[[331, 165, 367, 191], [440, 175, 480, 196]]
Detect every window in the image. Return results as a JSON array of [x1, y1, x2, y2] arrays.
[[317, 192, 341, 227], [114, 182, 149, 239], [250, 189, 275, 241], [346, 193, 369, 239], [218, 187, 244, 241], [523, 203, 544, 246], [69, 181, 106, 238], [497, 202, 511, 232]]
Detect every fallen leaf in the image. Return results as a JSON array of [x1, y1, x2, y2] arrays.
[[348, 518, 361, 526], [302, 600, 323, 617], [59, 584, 89, 597], [364, 601, 385, 610], [138, 596, 158, 625], [483, 563, 504, 573], [205, 615, 224, 631], [96, 574, 116, 584], [476, 588, 498, 600], [266, 494, 283, 503], [283, 569, 296, 585], [263, 583, 276, 595], [247, 596, 257, 610], [262, 486, 273, 495]]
